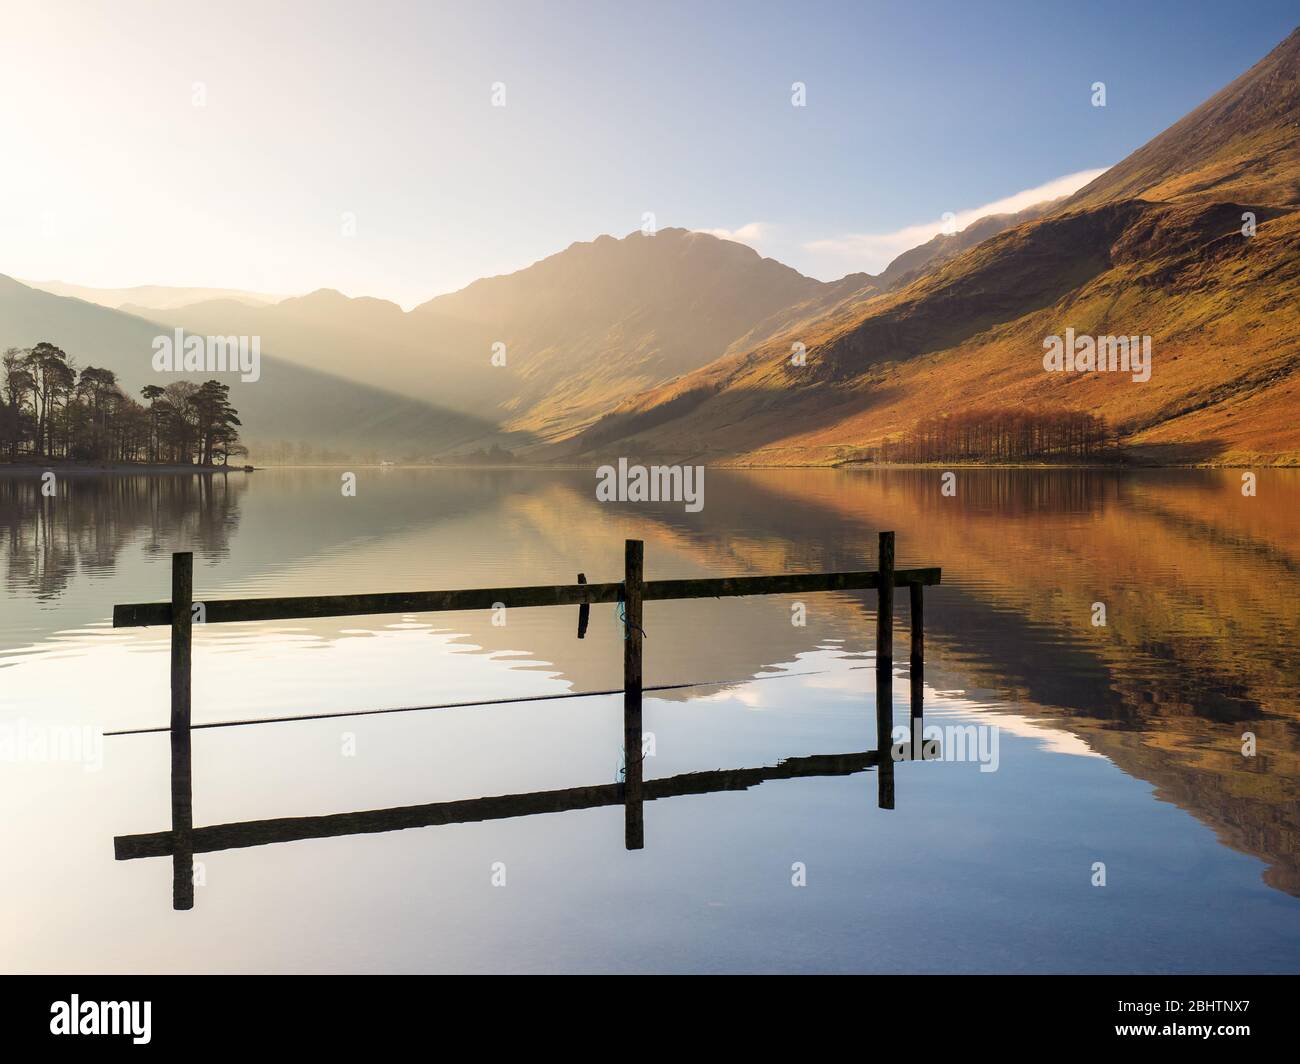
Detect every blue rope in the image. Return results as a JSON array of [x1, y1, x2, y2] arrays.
[[616, 599, 647, 641]]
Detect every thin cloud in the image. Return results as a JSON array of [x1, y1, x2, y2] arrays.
[[804, 168, 1108, 272], [696, 222, 769, 248]]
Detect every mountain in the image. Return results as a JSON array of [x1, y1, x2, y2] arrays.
[[132, 218, 1073, 451], [21, 281, 284, 311], [872, 199, 1065, 290], [1063, 28, 1300, 211], [15, 30, 1297, 466], [6, 228, 833, 457], [0, 275, 495, 457], [128, 289, 419, 402], [562, 28, 1300, 466], [142, 229, 830, 449], [409, 228, 829, 440]]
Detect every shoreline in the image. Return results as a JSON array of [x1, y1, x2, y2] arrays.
[[2, 459, 1292, 475], [0, 462, 254, 477]]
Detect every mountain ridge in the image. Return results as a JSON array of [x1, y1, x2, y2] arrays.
[[560, 27, 1300, 466], [9, 28, 1297, 464], [0, 274, 497, 457]]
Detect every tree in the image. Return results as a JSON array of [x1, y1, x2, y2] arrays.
[[24, 342, 76, 456], [884, 406, 1111, 463], [0, 342, 243, 466], [159, 381, 199, 464], [192, 380, 242, 466], [141, 384, 166, 463], [76, 366, 119, 460], [211, 426, 247, 467], [2, 348, 34, 460]]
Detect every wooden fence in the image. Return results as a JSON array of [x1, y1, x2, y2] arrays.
[[112, 531, 940, 909]]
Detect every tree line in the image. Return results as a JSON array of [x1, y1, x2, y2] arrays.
[[881, 406, 1111, 462], [250, 439, 360, 466], [1, 342, 246, 466]]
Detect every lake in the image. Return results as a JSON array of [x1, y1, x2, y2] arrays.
[[2, 466, 1298, 973]]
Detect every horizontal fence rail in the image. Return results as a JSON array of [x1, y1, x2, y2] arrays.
[[110, 532, 940, 910], [115, 749, 883, 861], [112, 567, 942, 628]]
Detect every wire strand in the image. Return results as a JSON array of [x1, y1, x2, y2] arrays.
[[103, 669, 828, 737]]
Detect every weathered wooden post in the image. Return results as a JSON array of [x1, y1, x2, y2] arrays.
[[910, 582, 924, 760], [876, 532, 895, 809], [171, 725, 194, 910], [170, 551, 194, 908], [171, 552, 193, 731], [623, 539, 645, 849]]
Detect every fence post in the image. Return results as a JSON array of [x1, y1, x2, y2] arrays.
[[910, 582, 924, 760], [876, 532, 895, 809], [170, 551, 194, 908], [171, 552, 193, 730], [623, 539, 645, 850], [171, 726, 194, 910]]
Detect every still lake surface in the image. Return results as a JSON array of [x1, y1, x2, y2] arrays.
[[2, 466, 1298, 973]]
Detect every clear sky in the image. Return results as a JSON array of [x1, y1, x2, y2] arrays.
[[1, 0, 1295, 307]]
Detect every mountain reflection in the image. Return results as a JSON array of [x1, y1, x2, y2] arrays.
[[706, 468, 1300, 895], [4, 465, 1299, 896]]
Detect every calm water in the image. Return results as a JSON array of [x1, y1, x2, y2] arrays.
[[2, 466, 1298, 973]]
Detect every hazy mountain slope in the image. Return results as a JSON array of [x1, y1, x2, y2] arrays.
[[22, 280, 284, 310], [103, 216, 1069, 453], [872, 199, 1065, 290], [563, 28, 1300, 466], [1064, 27, 1300, 210], [148, 229, 829, 446], [136, 290, 422, 401], [0, 276, 496, 456], [411, 229, 825, 432]]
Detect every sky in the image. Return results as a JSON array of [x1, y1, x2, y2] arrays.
[[0, 0, 1295, 308]]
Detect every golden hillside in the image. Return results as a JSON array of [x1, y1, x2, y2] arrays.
[[563, 29, 1300, 466]]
